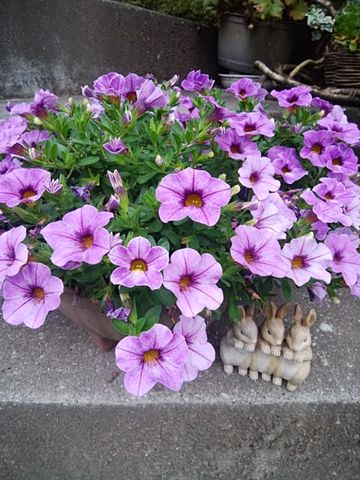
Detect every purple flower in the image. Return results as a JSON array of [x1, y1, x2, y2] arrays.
[[103, 137, 127, 155], [163, 248, 223, 317], [122, 73, 146, 103], [281, 236, 332, 286], [71, 182, 94, 202], [10, 130, 50, 157], [332, 227, 360, 249], [115, 323, 188, 396], [230, 225, 287, 278], [87, 99, 105, 119], [318, 106, 360, 145], [173, 315, 215, 381], [0, 116, 27, 154], [0, 168, 51, 207], [267, 146, 307, 184], [307, 281, 327, 305], [324, 144, 358, 175], [271, 86, 312, 108], [156, 167, 231, 227], [30, 89, 58, 117], [181, 70, 214, 92], [0, 226, 28, 285], [41, 205, 113, 268], [238, 156, 280, 200], [106, 305, 130, 321], [6, 101, 32, 117], [105, 194, 120, 211], [300, 130, 334, 167], [109, 236, 169, 290], [325, 233, 360, 287], [173, 96, 200, 124], [0, 155, 22, 176], [311, 97, 333, 115], [312, 177, 353, 207], [133, 79, 168, 113], [229, 111, 275, 138], [93, 72, 125, 99], [44, 178, 63, 194], [215, 128, 260, 160], [107, 170, 126, 196], [2, 262, 63, 329], [226, 78, 267, 100], [250, 193, 296, 239], [204, 96, 235, 123]]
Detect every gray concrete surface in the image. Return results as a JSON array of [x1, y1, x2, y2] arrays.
[[0, 289, 359, 479], [0, 0, 218, 98]]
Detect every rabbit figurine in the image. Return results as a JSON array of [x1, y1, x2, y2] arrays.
[[258, 302, 289, 358], [220, 305, 258, 376]]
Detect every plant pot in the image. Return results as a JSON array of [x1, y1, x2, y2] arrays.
[[218, 14, 311, 75], [324, 41, 360, 89]]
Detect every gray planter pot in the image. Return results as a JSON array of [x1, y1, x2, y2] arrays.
[[218, 14, 309, 74]]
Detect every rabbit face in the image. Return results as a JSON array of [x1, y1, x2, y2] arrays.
[[261, 318, 285, 346], [286, 325, 311, 352]]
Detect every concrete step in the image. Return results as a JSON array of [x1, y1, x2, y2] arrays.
[[0, 289, 359, 480]]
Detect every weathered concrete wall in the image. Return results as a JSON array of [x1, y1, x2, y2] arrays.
[[0, 0, 218, 98]]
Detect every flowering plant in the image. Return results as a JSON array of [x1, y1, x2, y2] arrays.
[[1, 71, 359, 396]]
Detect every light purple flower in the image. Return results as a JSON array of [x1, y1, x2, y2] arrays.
[[312, 177, 353, 207], [215, 128, 260, 160], [6, 101, 32, 117], [325, 233, 360, 287], [109, 236, 169, 290], [2, 262, 63, 329], [351, 277, 360, 297], [205, 96, 235, 123], [332, 227, 360, 249], [173, 315, 215, 381], [41, 205, 113, 268], [229, 111, 275, 138], [71, 182, 94, 202], [250, 193, 296, 239], [93, 72, 125, 99], [87, 99, 105, 119], [271, 86, 312, 108], [163, 249, 223, 317], [30, 89, 58, 117], [10, 130, 50, 157], [238, 156, 280, 200], [44, 178, 63, 194], [307, 282, 327, 305], [105, 194, 120, 211], [156, 167, 231, 227], [226, 78, 267, 100], [300, 130, 334, 167], [0, 168, 51, 207], [0, 155, 22, 176], [173, 96, 200, 124], [267, 146, 307, 184], [122, 73, 146, 103], [0, 226, 28, 285], [103, 137, 127, 155], [115, 323, 188, 396], [230, 225, 287, 278], [324, 144, 358, 175], [280, 236, 332, 286], [0, 116, 27, 135], [311, 97, 333, 115], [181, 70, 214, 92], [133, 79, 168, 113], [106, 306, 130, 321], [318, 106, 360, 145]]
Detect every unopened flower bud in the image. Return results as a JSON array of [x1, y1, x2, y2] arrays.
[[230, 185, 241, 197], [333, 296, 340, 304], [68, 97, 74, 106], [105, 194, 120, 211], [219, 173, 226, 181], [206, 151, 214, 158], [107, 170, 124, 195], [33, 117, 42, 126], [120, 293, 132, 309], [123, 109, 132, 125], [28, 148, 38, 159], [155, 154, 164, 167]]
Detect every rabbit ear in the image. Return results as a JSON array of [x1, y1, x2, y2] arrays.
[[264, 302, 277, 319], [276, 303, 289, 320], [294, 304, 303, 324], [303, 309, 317, 328], [238, 306, 246, 320], [245, 304, 255, 317]]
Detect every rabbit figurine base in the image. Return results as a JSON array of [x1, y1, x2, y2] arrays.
[[220, 303, 317, 391]]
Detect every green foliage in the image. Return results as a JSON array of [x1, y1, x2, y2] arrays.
[[334, 0, 360, 51]]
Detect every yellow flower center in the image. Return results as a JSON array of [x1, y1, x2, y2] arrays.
[[82, 235, 94, 249], [179, 275, 191, 290], [21, 189, 36, 200], [311, 144, 322, 154], [244, 251, 254, 263], [292, 256, 304, 269], [185, 193, 203, 208], [32, 287, 45, 301], [130, 259, 148, 272], [143, 349, 160, 363]]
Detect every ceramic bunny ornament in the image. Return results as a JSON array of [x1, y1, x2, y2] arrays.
[[258, 302, 289, 357]]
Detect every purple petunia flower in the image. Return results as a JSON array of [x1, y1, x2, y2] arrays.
[[30, 89, 58, 117], [325, 233, 360, 288], [230, 225, 287, 278], [173, 95, 200, 124], [312, 177, 353, 207], [317, 106, 360, 145], [229, 111, 275, 138], [44, 178, 63, 194], [311, 97, 333, 115], [156, 167, 231, 227], [250, 193, 296, 239], [215, 128, 260, 160], [307, 281, 327, 305], [281, 236, 332, 286], [71, 182, 94, 202], [106, 304, 130, 321], [133, 79, 168, 114], [173, 315, 215, 381], [204, 96, 236, 123], [6, 101, 32, 118], [2, 262, 64, 329], [93, 72, 125, 99], [0, 168, 51, 207], [332, 227, 360, 249], [87, 99, 105, 119], [41, 205, 113, 268], [122, 73, 146, 103], [324, 144, 358, 175], [0, 226, 28, 286], [103, 137, 128, 155], [115, 323, 188, 396], [0, 115, 27, 135], [181, 70, 214, 93], [163, 248, 223, 317], [271, 86, 312, 109], [226, 78, 267, 101], [238, 156, 280, 200], [300, 130, 334, 167], [267, 146, 307, 184], [0, 155, 22, 176], [10, 130, 50, 158], [109, 236, 169, 290]]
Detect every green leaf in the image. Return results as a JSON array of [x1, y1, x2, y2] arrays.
[[78, 156, 100, 166], [228, 300, 241, 323], [112, 320, 130, 335], [281, 278, 293, 302], [142, 305, 162, 331], [137, 171, 158, 184]]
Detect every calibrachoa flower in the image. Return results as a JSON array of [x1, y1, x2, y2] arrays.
[[0, 155, 22, 176], [215, 128, 260, 160], [156, 167, 231, 227], [250, 193, 296, 239], [300, 130, 334, 167], [271, 86, 312, 109], [229, 111, 275, 138], [71, 182, 94, 202], [44, 178, 63, 194], [238, 156, 280, 200], [267, 146, 307, 184], [311, 97, 333, 115], [173, 96, 199, 124], [93, 72, 125, 99], [109, 236, 169, 290], [0, 226, 28, 285], [2, 262, 63, 329], [173, 315, 215, 381], [115, 323, 188, 396], [181, 70, 214, 92], [103, 137, 127, 155], [230, 225, 287, 277], [0, 167, 51, 207], [10, 130, 50, 157], [30, 89, 58, 117], [122, 73, 145, 103], [325, 233, 360, 288], [281, 236, 332, 286], [163, 249, 223, 317], [41, 205, 113, 268], [226, 78, 266, 101], [133, 79, 168, 113], [324, 144, 358, 175], [308, 281, 328, 305], [317, 106, 360, 145]]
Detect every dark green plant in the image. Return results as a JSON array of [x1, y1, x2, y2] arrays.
[[333, 0, 360, 51]]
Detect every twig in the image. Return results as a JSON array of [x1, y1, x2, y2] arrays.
[[288, 57, 325, 79]]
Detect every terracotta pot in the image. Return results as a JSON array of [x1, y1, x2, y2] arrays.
[[59, 288, 123, 351]]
